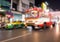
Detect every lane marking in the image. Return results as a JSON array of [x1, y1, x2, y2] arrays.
[[0, 33, 31, 42]]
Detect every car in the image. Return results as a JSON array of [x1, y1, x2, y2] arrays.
[[5, 21, 25, 29]]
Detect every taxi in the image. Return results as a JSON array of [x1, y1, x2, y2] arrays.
[[5, 21, 25, 29]]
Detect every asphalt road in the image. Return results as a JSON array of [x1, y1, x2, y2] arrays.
[[0, 23, 60, 42]]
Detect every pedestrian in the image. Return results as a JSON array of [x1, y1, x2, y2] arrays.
[[57, 16, 59, 22], [27, 26, 32, 32], [52, 22, 56, 27], [44, 22, 47, 29]]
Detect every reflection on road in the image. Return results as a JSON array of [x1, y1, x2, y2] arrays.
[[55, 23, 60, 41], [33, 32, 39, 42], [55, 23, 59, 36], [0, 23, 60, 42]]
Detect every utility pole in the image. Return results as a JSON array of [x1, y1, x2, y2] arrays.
[[10, 0, 13, 10]]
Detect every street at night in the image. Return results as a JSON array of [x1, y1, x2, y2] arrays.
[[0, 0, 60, 42]]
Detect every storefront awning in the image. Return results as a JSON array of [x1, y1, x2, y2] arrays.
[[6, 11, 13, 16]]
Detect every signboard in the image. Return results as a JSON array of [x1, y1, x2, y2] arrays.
[[31, 10, 39, 18]]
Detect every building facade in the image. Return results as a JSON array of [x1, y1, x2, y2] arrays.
[[29, 0, 35, 7], [0, 0, 11, 10], [7, 0, 35, 22], [17, 0, 29, 12], [11, 0, 35, 12], [10, 0, 35, 21]]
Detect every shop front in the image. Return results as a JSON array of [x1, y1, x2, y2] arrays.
[[4, 11, 25, 29], [13, 14, 22, 21], [11, 11, 25, 22], [0, 11, 13, 28]]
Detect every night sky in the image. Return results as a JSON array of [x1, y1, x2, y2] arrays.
[[35, 0, 60, 10]]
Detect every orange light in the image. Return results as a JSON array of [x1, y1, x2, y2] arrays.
[[38, 8, 43, 12], [6, 15, 11, 18], [33, 7, 38, 11], [25, 9, 30, 13]]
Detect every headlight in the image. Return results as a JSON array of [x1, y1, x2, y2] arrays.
[[35, 22, 39, 24], [24, 22, 26, 24], [35, 22, 43, 25]]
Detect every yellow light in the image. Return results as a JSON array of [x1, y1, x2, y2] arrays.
[[41, 2, 47, 10]]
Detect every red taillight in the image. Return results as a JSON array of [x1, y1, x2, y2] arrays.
[[46, 22, 52, 26]]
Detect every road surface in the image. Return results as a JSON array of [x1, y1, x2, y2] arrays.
[[0, 23, 60, 42]]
